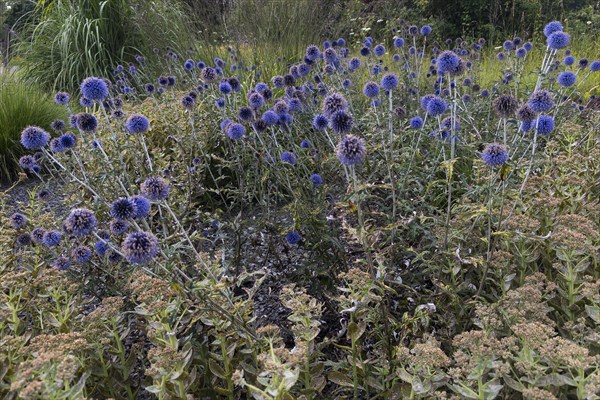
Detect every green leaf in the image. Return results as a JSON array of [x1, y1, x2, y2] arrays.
[[328, 371, 354, 387], [208, 359, 226, 379]]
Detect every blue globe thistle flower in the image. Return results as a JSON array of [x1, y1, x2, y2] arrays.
[[167, 76, 176, 86], [214, 57, 225, 68], [144, 83, 156, 94], [528, 90, 554, 113], [10, 212, 28, 229], [493, 94, 519, 117], [125, 114, 150, 134], [497, 52, 506, 61], [287, 98, 303, 112], [228, 77, 241, 92], [110, 219, 129, 235], [226, 122, 246, 140], [420, 25, 432, 36], [363, 37, 373, 48], [543, 21, 563, 37], [80, 77, 109, 102], [481, 143, 509, 167], [278, 113, 294, 126], [272, 75, 284, 88], [215, 97, 226, 108], [441, 116, 461, 131], [515, 47, 527, 58], [122, 231, 159, 264], [20, 126, 50, 150], [183, 59, 195, 70], [297, 63, 311, 77], [309, 173, 323, 186], [188, 91, 198, 100], [108, 250, 123, 264], [300, 139, 311, 149], [408, 25, 419, 36], [547, 31, 570, 50], [503, 40, 514, 51], [393, 54, 401, 62], [52, 256, 71, 271], [76, 113, 98, 133], [305, 45, 321, 61], [409, 116, 424, 129], [312, 114, 329, 130], [16, 233, 32, 247], [273, 99, 289, 115], [521, 42, 533, 52], [359, 47, 370, 57], [112, 110, 124, 119], [197, 61, 206, 69], [31, 165, 41, 174], [200, 67, 217, 82], [329, 110, 354, 134], [238, 106, 254, 121], [289, 65, 299, 78], [381, 73, 399, 90], [336, 134, 366, 165], [95, 240, 109, 256], [254, 83, 269, 94], [50, 138, 66, 152], [31, 227, 46, 243], [436, 51, 460, 75], [337, 38, 346, 46], [322, 93, 348, 116], [141, 177, 170, 201], [248, 92, 264, 109], [71, 246, 92, 264], [394, 37, 405, 48], [426, 97, 448, 116], [64, 208, 97, 237], [158, 76, 169, 86], [110, 197, 138, 220], [517, 105, 537, 122], [285, 231, 301, 245], [374, 44, 386, 57], [54, 92, 70, 106], [342, 79, 352, 88], [19, 155, 36, 170], [78, 94, 93, 106], [363, 81, 380, 98], [420, 94, 436, 111], [578, 58, 589, 69], [370, 99, 381, 107], [349, 57, 361, 70], [590, 61, 600, 72], [50, 119, 65, 133], [132, 195, 150, 219], [261, 110, 279, 125], [481, 89, 490, 97], [557, 71, 576, 87], [283, 74, 295, 86], [218, 80, 232, 95], [59, 133, 77, 150], [409, 46, 416, 55], [535, 115, 555, 135], [281, 151, 297, 165], [181, 95, 195, 109], [43, 230, 62, 247]]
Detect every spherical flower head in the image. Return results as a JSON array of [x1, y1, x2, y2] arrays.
[[80, 77, 109, 101], [312, 114, 329, 130], [309, 173, 323, 186], [409, 116, 423, 129], [305, 44, 321, 61], [144, 83, 156, 94], [248, 92, 264, 109], [226, 122, 246, 140], [215, 97, 226, 109], [287, 98, 302, 113], [273, 100, 289, 115], [218, 80, 232, 95], [408, 25, 419, 36], [261, 110, 279, 126], [43, 230, 62, 247], [426, 97, 448, 116], [336, 134, 366, 166], [59, 133, 77, 150], [200, 67, 217, 82], [238, 106, 253, 121], [557, 71, 576, 87], [285, 231, 301, 245], [167, 76, 176, 86], [394, 37, 405, 48], [363, 81, 380, 98], [122, 231, 159, 264], [381, 73, 399, 90], [528, 90, 554, 113], [523, 42, 533, 51], [132, 195, 150, 219], [110, 219, 129, 235], [436, 51, 460, 75], [19, 155, 35, 170], [420, 94, 436, 111], [20, 126, 50, 150], [543, 21, 563, 37], [125, 114, 150, 134], [547, 31, 570, 50], [176, 95, 194, 110], [297, 63, 310, 77], [64, 208, 97, 237], [300, 139, 311, 149], [322, 93, 348, 116], [278, 113, 294, 126], [342, 78, 352, 88], [31, 227, 46, 243], [515, 47, 527, 58], [441, 116, 461, 131], [481, 143, 509, 167], [373, 44, 386, 57], [76, 113, 98, 132], [420, 25, 432, 36], [95, 241, 109, 256], [329, 110, 354, 134], [535, 115, 555, 135], [349, 57, 361, 70], [54, 91, 70, 105], [110, 197, 138, 220], [184, 59, 195, 71], [281, 151, 297, 165], [50, 138, 66, 152], [493, 94, 519, 117], [141, 177, 170, 201], [590, 61, 600, 72], [496, 52, 506, 61], [16, 233, 32, 247], [503, 40, 514, 51], [517, 105, 536, 122], [578, 58, 589, 69], [70, 246, 92, 265], [52, 256, 71, 271], [10, 212, 28, 229], [272, 75, 284, 88], [50, 119, 65, 133]]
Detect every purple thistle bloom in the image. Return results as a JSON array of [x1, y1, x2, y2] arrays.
[[547, 31, 570, 50], [300, 139, 311, 149], [426, 97, 448, 116], [19, 155, 36, 170], [50, 119, 65, 133], [329, 110, 354, 134], [261, 110, 279, 125], [132, 195, 151, 219], [184, 59, 195, 70], [349, 57, 361, 70], [110, 219, 129, 235], [312, 114, 329, 130], [181, 95, 195, 109], [52, 257, 71, 271], [524, 42, 533, 51], [76, 113, 98, 132], [557, 71, 576, 87], [322, 93, 348, 116], [64, 208, 97, 237], [16, 233, 32, 247], [42, 230, 62, 247], [394, 37, 405, 48], [363, 81, 380, 98], [515, 47, 527, 58], [528, 90, 554, 113], [248, 92, 264, 109], [126, 114, 150, 134], [381, 73, 399, 90], [336, 134, 366, 165], [226, 122, 246, 140], [374, 44, 386, 57], [122, 231, 159, 264], [238, 106, 253, 121], [285, 231, 301, 245], [54, 92, 70, 105], [543, 21, 563, 37], [219, 80, 233, 94], [420, 25, 432, 36], [409, 116, 423, 129], [535, 115, 555, 135], [309, 173, 323, 186], [436, 51, 460, 75], [481, 143, 509, 167], [10, 212, 28, 229], [590, 61, 600, 72], [80, 77, 109, 102], [72, 246, 93, 264], [141, 177, 170, 201], [20, 126, 50, 150], [280, 151, 297, 165], [95, 241, 109, 256], [110, 197, 138, 220]]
